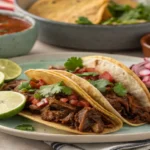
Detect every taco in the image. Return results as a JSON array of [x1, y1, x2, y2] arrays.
[[5, 69, 122, 134], [28, 0, 109, 24], [48, 56, 150, 126]]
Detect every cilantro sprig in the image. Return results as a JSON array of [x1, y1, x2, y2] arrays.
[[89, 79, 112, 92], [15, 124, 35, 131], [76, 72, 99, 77], [113, 82, 127, 97], [64, 57, 83, 71], [89, 79, 127, 97], [39, 81, 72, 97], [18, 81, 35, 93], [102, 2, 150, 25], [76, 17, 93, 25]]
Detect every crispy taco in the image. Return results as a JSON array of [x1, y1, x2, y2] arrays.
[[28, 0, 109, 24], [48, 56, 150, 126], [3, 69, 122, 134]]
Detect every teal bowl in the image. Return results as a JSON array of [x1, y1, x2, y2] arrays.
[[0, 10, 38, 58]]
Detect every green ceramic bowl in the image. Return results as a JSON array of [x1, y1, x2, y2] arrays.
[[0, 10, 38, 58]]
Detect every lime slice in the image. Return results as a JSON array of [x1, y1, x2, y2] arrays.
[[0, 59, 22, 81], [0, 91, 26, 119], [0, 72, 5, 86]]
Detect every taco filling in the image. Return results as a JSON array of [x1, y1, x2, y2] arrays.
[[2, 79, 113, 133], [49, 57, 150, 124]]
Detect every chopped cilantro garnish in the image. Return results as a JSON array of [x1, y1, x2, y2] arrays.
[[76, 17, 93, 25], [15, 124, 35, 131], [76, 72, 99, 77], [18, 81, 35, 93], [39, 81, 72, 97], [113, 82, 127, 97], [89, 79, 127, 97], [102, 2, 150, 25], [89, 79, 112, 92], [34, 92, 42, 100], [64, 57, 83, 71]]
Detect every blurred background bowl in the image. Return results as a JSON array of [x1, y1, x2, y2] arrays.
[[0, 10, 38, 58], [15, 0, 150, 52], [141, 34, 150, 57]]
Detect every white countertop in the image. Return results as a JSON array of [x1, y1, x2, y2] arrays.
[[0, 40, 144, 150]]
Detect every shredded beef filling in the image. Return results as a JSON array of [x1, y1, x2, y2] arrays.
[[104, 91, 150, 124], [1, 79, 26, 91], [35, 97, 112, 133]]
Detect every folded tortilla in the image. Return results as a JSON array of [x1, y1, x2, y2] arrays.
[[50, 56, 150, 126], [20, 69, 122, 134], [28, 0, 109, 24]]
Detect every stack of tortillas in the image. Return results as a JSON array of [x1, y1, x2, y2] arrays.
[[29, 0, 110, 24]]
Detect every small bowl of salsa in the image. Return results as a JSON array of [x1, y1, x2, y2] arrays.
[[0, 10, 38, 58]]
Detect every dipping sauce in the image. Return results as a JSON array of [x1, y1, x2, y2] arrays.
[[0, 14, 31, 35]]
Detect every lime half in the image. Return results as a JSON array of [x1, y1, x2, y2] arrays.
[[0, 59, 22, 81], [0, 72, 5, 86], [0, 91, 26, 119]]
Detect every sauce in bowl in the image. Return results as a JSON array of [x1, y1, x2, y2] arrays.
[[0, 14, 31, 35]]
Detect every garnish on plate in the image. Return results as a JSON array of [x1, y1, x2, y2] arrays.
[[76, 17, 93, 25], [39, 81, 73, 97], [15, 124, 35, 131], [64, 57, 83, 71]]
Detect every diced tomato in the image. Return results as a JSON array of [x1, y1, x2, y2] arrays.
[[75, 67, 86, 73], [29, 80, 41, 89], [100, 71, 113, 82], [85, 68, 96, 72], [30, 79, 46, 89], [78, 100, 90, 107], [60, 98, 69, 103], [32, 99, 39, 105], [36, 98, 49, 107], [38, 79, 46, 87], [68, 94, 78, 100], [69, 99, 78, 106]]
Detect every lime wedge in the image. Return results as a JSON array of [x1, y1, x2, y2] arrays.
[[0, 91, 26, 119], [0, 59, 22, 81], [0, 72, 5, 86]]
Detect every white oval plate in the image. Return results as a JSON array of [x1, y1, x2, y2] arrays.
[[0, 52, 149, 143]]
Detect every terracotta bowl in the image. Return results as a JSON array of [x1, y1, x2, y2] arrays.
[[141, 34, 150, 57]]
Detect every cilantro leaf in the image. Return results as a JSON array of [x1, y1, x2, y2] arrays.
[[18, 81, 35, 92], [34, 92, 42, 100], [61, 86, 72, 95], [108, 1, 132, 18], [39, 81, 72, 97], [76, 17, 93, 25], [64, 57, 83, 71], [15, 124, 35, 131], [113, 82, 127, 97], [89, 79, 112, 92], [76, 72, 99, 77], [18, 81, 30, 90]]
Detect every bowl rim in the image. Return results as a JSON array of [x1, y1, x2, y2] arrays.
[[15, 0, 150, 29], [141, 34, 150, 49], [0, 10, 36, 37]]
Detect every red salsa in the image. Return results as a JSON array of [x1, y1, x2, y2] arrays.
[[0, 14, 31, 35]]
